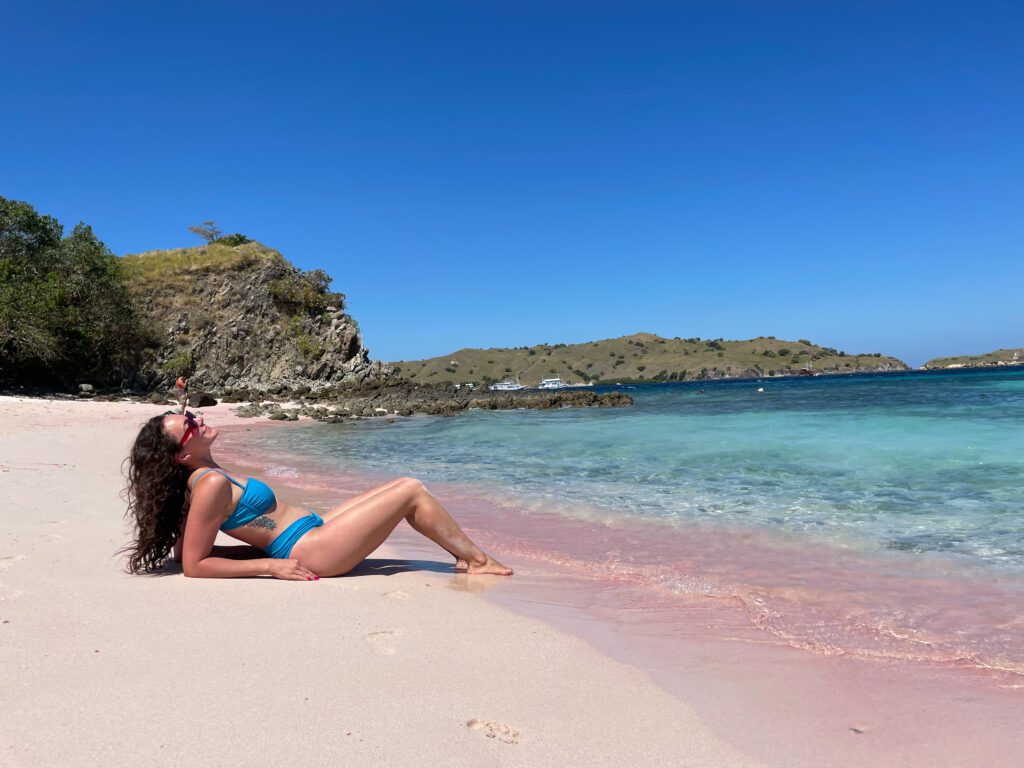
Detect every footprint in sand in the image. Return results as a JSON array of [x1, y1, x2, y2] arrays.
[[466, 719, 520, 744], [366, 629, 398, 655], [0, 584, 25, 602], [0, 556, 26, 572]]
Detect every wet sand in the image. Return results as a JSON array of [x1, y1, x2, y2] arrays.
[[214, 408, 1024, 768]]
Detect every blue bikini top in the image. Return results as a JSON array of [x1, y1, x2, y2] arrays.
[[189, 468, 277, 531]]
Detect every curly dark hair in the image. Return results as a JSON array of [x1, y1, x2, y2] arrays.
[[122, 414, 189, 573]]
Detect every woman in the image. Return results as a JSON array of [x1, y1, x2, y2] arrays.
[[123, 410, 513, 579]]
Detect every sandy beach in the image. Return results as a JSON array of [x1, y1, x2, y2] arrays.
[[0, 397, 763, 767]]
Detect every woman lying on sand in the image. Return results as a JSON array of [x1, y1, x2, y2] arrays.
[[123, 409, 513, 579]]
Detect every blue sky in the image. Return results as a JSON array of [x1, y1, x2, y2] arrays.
[[3, 1, 1021, 367]]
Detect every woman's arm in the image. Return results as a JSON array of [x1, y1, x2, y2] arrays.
[[181, 473, 316, 580], [172, 514, 187, 562]]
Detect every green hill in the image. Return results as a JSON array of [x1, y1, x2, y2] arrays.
[[390, 333, 908, 386], [923, 348, 1024, 369]]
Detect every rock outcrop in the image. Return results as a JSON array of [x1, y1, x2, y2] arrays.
[[122, 242, 396, 393], [230, 384, 634, 420]]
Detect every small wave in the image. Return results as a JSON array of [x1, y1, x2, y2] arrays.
[[265, 465, 299, 478], [461, 525, 1024, 682]]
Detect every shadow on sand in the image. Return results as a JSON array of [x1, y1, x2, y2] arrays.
[[344, 557, 454, 576]]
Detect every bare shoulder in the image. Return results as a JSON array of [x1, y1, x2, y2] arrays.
[[187, 470, 232, 507]]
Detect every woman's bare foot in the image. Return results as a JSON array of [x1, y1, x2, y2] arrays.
[[466, 554, 513, 576]]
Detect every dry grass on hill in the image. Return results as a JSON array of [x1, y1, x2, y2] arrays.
[[390, 332, 906, 386], [120, 241, 285, 292]]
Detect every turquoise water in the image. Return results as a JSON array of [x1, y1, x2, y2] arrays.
[[245, 367, 1024, 571], [221, 366, 1024, 673]]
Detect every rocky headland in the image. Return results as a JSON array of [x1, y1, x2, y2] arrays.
[[106, 242, 632, 418], [121, 241, 394, 394]]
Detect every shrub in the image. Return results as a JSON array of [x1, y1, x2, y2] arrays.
[[212, 233, 253, 247], [297, 334, 324, 359], [778, 348, 792, 356], [268, 278, 328, 314], [160, 351, 192, 377]]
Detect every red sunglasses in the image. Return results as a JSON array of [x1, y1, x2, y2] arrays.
[[164, 411, 199, 447]]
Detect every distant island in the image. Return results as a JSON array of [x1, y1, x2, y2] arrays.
[[922, 348, 1024, 370], [389, 333, 908, 387]]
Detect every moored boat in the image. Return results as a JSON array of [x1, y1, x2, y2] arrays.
[[537, 377, 568, 389], [489, 377, 526, 391]]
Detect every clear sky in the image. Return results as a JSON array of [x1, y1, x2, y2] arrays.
[[3, 1, 1021, 367]]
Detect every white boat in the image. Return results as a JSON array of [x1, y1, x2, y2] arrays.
[[537, 377, 568, 390], [489, 377, 526, 391]]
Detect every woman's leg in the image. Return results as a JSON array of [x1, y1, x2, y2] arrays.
[[293, 477, 513, 578], [319, 476, 466, 566]]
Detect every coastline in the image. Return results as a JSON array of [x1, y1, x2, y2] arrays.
[[212, 403, 1024, 767], [0, 397, 761, 767]]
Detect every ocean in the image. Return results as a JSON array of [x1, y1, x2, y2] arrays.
[[219, 367, 1024, 683]]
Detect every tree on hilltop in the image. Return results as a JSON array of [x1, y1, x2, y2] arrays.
[[188, 220, 222, 243]]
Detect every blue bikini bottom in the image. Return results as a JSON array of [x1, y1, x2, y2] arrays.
[[264, 512, 324, 559]]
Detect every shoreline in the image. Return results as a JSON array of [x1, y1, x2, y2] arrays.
[[0, 397, 761, 767], [4, 396, 1023, 766], [213, 411, 1024, 767]]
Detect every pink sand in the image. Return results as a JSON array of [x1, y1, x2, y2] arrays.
[[0, 397, 761, 767], [216, 417, 1024, 768]]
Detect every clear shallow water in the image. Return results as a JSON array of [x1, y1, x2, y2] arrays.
[[221, 367, 1024, 679], [243, 367, 1024, 569]]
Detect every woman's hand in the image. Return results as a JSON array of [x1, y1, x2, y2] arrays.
[[267, 559, 320, 581]]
